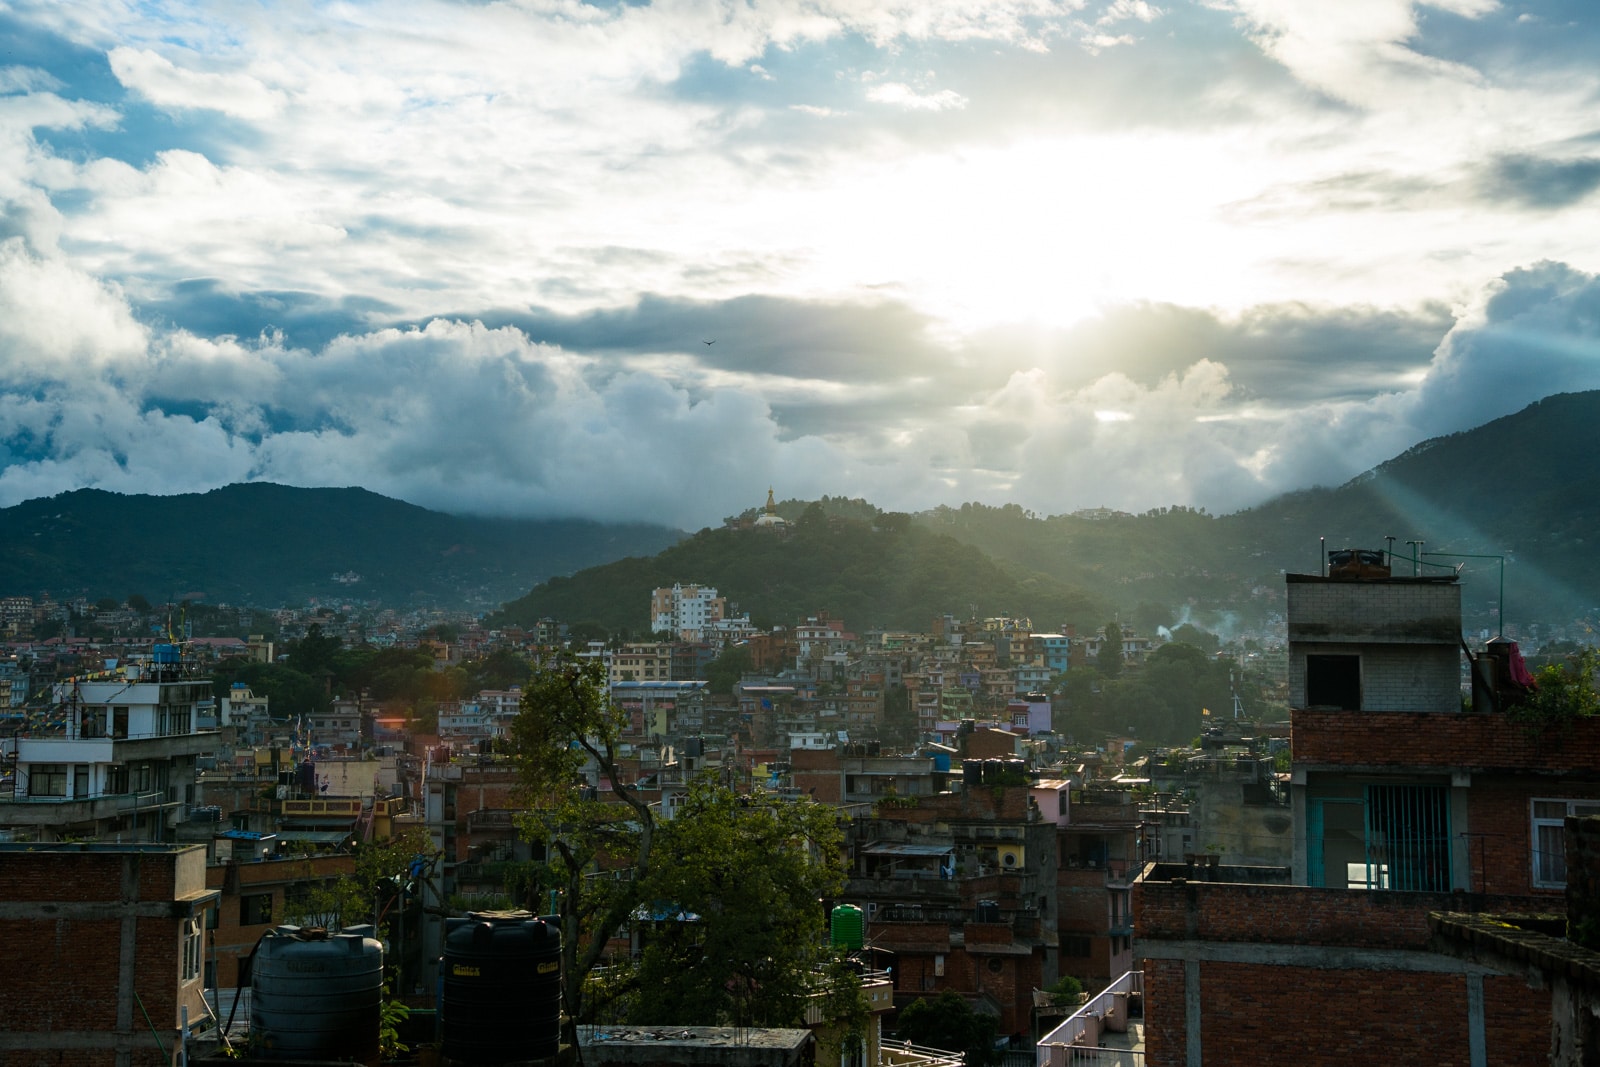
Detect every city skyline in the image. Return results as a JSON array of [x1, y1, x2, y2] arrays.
[[1, 1, 1598, 528]]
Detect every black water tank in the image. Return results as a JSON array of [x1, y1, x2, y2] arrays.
[[251, 925, 383, 1062], [962, 760, 982, 787], [442, 911, 561, 1064]]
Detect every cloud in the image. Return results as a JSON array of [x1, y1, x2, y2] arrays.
[[1408, 261, 1600, 439], [1479, 154, 1600, 209], [866, 83, 969, 111], [108, 47, 287, 120]]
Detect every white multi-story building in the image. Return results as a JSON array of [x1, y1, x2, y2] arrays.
[[649, 583, 727, 641], [1, 648, 218, 841]]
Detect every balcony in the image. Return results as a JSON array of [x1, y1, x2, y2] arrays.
[[0, 789, 178, 827], [1037, 970, 1143, 1067]]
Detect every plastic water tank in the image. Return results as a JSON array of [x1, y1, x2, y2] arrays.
[[442, 911, 561, 1064], [251, 925, 383, 1062], [830, 904, 865, 951], [961, 760, 982, 787]]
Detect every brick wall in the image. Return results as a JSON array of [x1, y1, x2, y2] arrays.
[[0, 847, 204, 1066], [1134, 877, 1544, 947], [1135, 873, 1557, 1066], [1294, 709, 1600, 772]]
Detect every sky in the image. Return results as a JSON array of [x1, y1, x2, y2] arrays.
[[2, 0, 1599, 530]]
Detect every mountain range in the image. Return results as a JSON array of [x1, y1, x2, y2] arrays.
[[5, 391, 1599, 634]]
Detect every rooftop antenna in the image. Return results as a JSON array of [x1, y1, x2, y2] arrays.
[[1384, 535, 1396, 566]]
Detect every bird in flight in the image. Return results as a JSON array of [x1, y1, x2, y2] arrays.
[[703, 339, 715, 345]]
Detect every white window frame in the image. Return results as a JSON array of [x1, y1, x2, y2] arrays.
[[1531, 798, 1600, 889]]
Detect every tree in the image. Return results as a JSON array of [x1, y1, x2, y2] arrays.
[[1097, 622, 1124, 679], [126, 593, 153, 614], [896, 990, 1001, 1067], [283, 827, 437, 931], [705, 643, 752, 695], [629, 779, 845, 1027], [1169, 623, 1219, 654], [510, 653, 659, 1041], [287, 622, 344, 676]]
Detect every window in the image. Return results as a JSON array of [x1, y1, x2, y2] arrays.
[[1063, 935, 1091, 957], [240, 893, 274, 926], [112, 707, 129, 739], [105, 766, 128, 795], [29, 764, 67, 797], [80, 707, 108, 738], [181, 919, 203, 982], [1306, 654, 1361, 710], [73, 765, 89, 799], [1532, 799, 1600, 888]]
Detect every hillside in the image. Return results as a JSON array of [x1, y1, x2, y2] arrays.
[[0, 484, 683, 610], [490, 506, 1112, 634], [928, 391, 1600, 634]]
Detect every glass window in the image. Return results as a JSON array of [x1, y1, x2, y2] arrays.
[[29, 764, 67, 796], [182, 919, 203, 982], [1532, 799, 1600, 888]]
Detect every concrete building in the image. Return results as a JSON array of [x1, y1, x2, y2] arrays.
[[650, 584, 728, 642], [1, 651, 219, 841]]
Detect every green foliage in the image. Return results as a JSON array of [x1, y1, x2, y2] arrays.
[[1046, 974, 1084, 1001], [1057, 640, 1242, 745], [210, 658, 330, 718], [1097, 622, 1124, 679], [1509, 648, 1600, 728], [287, 623, 344, 676], [896, 990, 1001, 1067], [491, 513, 1109, 634], [0, 484, 680, 610], [379, 984, 411, 1058], [705, 644, 753, 695], [510, 654, 657, 1038], [282, 827, 437, 931], [629, 779, 845, 1027]]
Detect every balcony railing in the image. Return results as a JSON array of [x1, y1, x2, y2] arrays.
[[1037, 971, 1143, 1067]]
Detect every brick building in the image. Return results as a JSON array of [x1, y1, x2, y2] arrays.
[[0, 843, 217, 1065], [839, 783, 1058, 1041], [1129, 548, 1600, 1064]]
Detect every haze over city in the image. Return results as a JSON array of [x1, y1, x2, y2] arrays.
[[2, 0, 1599, 530]]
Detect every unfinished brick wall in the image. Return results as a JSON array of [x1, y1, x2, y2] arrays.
[[0, 848, 203, 1067], [1294, 709, 1600, 772]]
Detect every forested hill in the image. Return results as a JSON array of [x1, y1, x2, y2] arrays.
[[925, 391, 1600, 633], [0, 484, 683, 610], [489, 506, 1112, 635]]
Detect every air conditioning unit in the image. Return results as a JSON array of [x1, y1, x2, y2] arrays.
[[999, 846, 1025, 869]]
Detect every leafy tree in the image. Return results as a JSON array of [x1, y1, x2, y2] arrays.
[[126, 593, 153, 613], [510, 653, 659, 1042], [705, 643, 752, 695], [629, 779, 846, 1027], [467, 648, 533, 691], [283, 827, 437, 930], [287, 623, 344, 676], [1511, 647, 1600, 727], [1097, 622, 1124, 679], [1169, 623, 1220, 654], [896, 990, 1001, 1067], [95, 596, 119, 612], [210, 658, 330, 717]]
